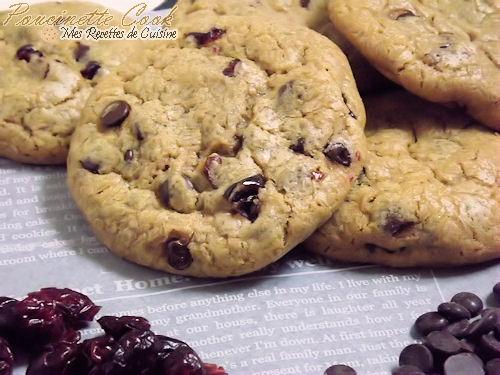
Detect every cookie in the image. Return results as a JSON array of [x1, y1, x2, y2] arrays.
[[328, 0, 500, 129], [67, 14, 366, 277], [305, 91, 500, 267], [179, 0, 389, 92], [0, 2, 138, 164]]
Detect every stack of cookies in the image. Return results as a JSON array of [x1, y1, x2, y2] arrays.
[[1, 0, 498, 278]]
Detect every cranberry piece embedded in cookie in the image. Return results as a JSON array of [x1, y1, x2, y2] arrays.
[[204, 154, 222, 188], [81, 61, 101, 80], [97, 316, 151, 339], [383, 214, 416, 236], [74, 42, 90, 61], [389, 9, 417, 20], [16, 44, 43, 62], [101, 101, 131, 128], [224, 174, 266, 222], [222, 59, 241, 77], [323, 142, 352, 167], [81, 159, 101, 174], [165, 234, 193, 270], [187, 28, 226, 47], [311, 169, 326, 181]]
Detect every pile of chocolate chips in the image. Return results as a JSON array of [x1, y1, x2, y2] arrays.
[[0, 288, 226, 375], [324, 282, 500, 375]]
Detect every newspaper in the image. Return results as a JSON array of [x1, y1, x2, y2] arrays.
[[1, 158, 498, 375]]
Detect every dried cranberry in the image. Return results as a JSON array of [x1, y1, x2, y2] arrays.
[[27, 342, 80, 375], [0, 298, 18, 338], [97, 316, 151, 339], [383, 214, 416, 236], [26, 288, 101, 327], [222, 59, 241, 77], [16, 44, 43, 62], [0, 337, 14, 375], [204, 154, 222, 188], [188, 28, 225, 46], [224, 174, 266, 222], [156, 336, 204, 375]]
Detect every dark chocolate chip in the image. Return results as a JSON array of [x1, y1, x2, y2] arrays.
[[165, 234, 192, 270], [80, 61, 101, 80], [16, 44, 43, 62], [324, 365, 356, 375], [80, 159, 100, 174], [290, 138, 307, 155], [204, 154, 222, 188], [101, 101, 131, 128], [465, 311, 497, 337], [425, 331, 462, 356], [438, 302, 472, 322], [444, 353, 485, 375], [459, 338, 476, 353], [341, 92, 357, 119], [399, 344, 433, 372], [300, 0, 311, 8], [158, 180, 170, 208], [451, 292, 484, 317], [493, 283, 500, 303], [392, 365, 425, 375], [480, 332, 500, 358], [188, 27, 225, 46], [324, 142, 352, 167], [134, 124, 145, 141], [222, 59, 241, 77], [389, 9, 417, 20], [124, 149, 134, 162], [74, 42, 90, 61], [232, 135, 243, 155], [444, 319, 471, 338], [487, 359, 500, 375], [383, 214, 416, 236], [224, 174, 266, 222]]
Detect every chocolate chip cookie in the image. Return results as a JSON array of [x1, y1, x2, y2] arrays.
[[67, 14, 366, 277], [0, 2, 138, 164], [328, 0, 500, 129], [306, 91, 500, 267], [179, 0, 388, 92]]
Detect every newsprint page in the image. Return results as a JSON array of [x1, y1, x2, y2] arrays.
[[0, 161, 498, 375]]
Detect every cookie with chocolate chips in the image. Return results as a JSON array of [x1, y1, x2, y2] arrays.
[[178, 0, 389, 93], [305, 91, 500, 267], [0, 2, 139, 164], [67, 14, 366, 277], [328, 0, 500, 129]]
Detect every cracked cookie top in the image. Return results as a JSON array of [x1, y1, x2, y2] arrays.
[[306, 91, 500, 267], [328, 0, 500, 129], [67, 14, 366, 277], [0, 2, 139, 164]]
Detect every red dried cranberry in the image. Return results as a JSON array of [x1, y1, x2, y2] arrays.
[[81, 335, 115, 367], [97, 316, 151, 339], [224, 174, 266, 222], [156, 336, 204, 375], [188, 27, 226, 46], [204, 363, 228, 375], [27, 341, 80, 375], [222, 59, 241, 77], [26, 288, 101, 327], [383, 214, 416, 236], [0, 337, 14, 375], [0, 298, 18, 338]]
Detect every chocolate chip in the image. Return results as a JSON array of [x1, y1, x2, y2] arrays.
[[493, 283, 500, 303], [204, 154, 222, 188], [444, 353, 485, 375], [389, 9, 416, 20], [452, 292, 484, 317], [300, 0, 311, 8], [124, 150, 134, 162], [438, 302, 472, 322], [383, 214, 415, 236], [444, 319, 471, 338], [232, 135, 243, 155], [425, 331, 462, 356], [158, 180, 170, 208], [324, 365, 356, 375], [134, 124, 145, 141], [392, 366, 425, 375], [342, 93, 357, 119], [487, 359, 500, 375], [74, 42, 90, 61], [465, 310, 497, 337], [224, 174, 266, 222], [290, 138, 307, 155], [164, 235, 192, 270], [16, 44, 43, 62], [80, 61, 101, 80], [480, 332, 500, 358], [399, 344, 433, 372], [222, 59, 241, 77], [415, 312, 449, 336], [324, 142, 352, 167], [188, 27, 225, 46], [101, 101, 131, 128], [80, 159, 100, 174], [460, 338, 476, 353]]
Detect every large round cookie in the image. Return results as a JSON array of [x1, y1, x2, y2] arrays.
[[179, 0, 389, 93], [0, 2, 137, 164], [306, 91, 500, 267], [67, 14, 366, 278], [329, 0, 500, 129]]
